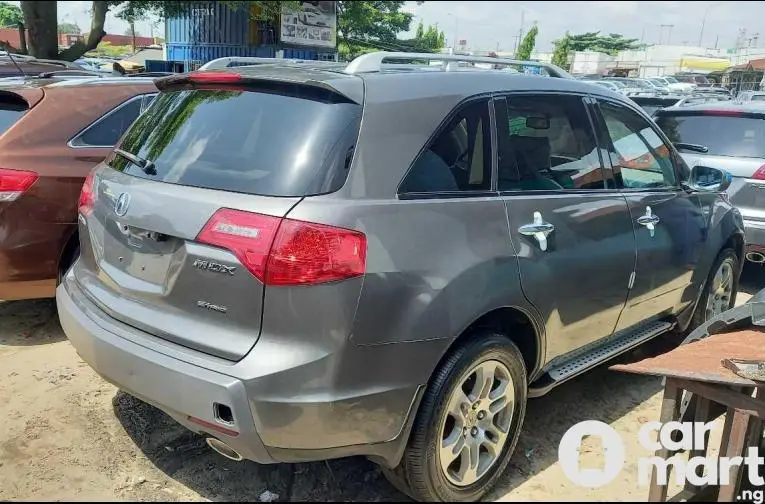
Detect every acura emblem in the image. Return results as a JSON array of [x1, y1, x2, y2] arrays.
[[114, 192, 131, 216]]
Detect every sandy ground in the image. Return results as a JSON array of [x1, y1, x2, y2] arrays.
[[0, 265, 762, 502]]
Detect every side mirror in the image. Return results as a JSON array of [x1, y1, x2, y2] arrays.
[[688, 165, 732, 192]]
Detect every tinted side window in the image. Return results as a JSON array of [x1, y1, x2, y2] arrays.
[[496, 94, 606, 191], [598, 101, 677, 189], [71, 95, 144, 147], [400, 99, 492, 194]]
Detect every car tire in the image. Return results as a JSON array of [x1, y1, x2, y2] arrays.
[[383, 332, 527, 502], [689, 247, 740, 332]]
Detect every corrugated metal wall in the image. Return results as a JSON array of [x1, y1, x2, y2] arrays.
[[166, 1, 250, 45], [164, 1, 336, 67], [166, 44, 276, 62]]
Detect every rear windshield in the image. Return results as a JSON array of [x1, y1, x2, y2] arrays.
[[109, 87, 362, 197], [655, 113, 765, 158]]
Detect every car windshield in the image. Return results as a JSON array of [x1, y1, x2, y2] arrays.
[[606, 80, 627, 88], [655, 113, 765, 158], [753, 95, 765, 102], [649, 79, 665, 86], [665, 77, 679, 83]]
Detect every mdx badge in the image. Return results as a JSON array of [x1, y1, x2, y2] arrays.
[[193, 259, 236, 275], [114, 192, 131, 216]]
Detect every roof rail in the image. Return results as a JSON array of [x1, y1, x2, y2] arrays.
[[198, 56, 339, 70], [343, 51, 573, 78], [675, 94, 731, 107]]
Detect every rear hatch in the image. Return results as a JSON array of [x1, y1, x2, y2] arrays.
[[74, 71, 364, 360], [654, 109, 765, 223]]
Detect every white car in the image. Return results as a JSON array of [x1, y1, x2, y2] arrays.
[[652, 76, 695, 94]]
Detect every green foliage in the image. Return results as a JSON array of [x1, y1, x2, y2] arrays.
[[338, 1, 423, 59], [515, 23, 538, 60], [566, 31, 642, 56], [551, 31, 570, 69], [0, 1, 22, 27], [58, 22, 81, 34], [87, 41, 133, 58]]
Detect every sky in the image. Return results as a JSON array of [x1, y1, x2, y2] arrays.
[[399, 1, 765, 52], [8, 1, 765, 53]]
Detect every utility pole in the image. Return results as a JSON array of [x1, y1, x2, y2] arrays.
[[517, 9, 525, 52], [130, 20, 136, 52]]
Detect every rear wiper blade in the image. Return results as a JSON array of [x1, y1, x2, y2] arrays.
[[113, 148, 157, 175], [674, 142, 709, 153]]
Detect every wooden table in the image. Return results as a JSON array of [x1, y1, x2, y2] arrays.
[[611, 328, 765, 502]]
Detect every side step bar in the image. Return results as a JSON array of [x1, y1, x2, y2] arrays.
[[529, 320, 674, 397]]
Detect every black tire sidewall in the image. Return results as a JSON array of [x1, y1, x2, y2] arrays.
[[408, 334, 528, 502], [692, 247, 740, 329]]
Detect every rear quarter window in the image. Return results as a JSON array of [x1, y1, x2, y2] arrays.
[[0, 92, 28, 134], [109, 88, 362, 197], [655, 113, 765, 158]]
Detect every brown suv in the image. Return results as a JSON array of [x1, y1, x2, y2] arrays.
[[0, 75, 157, 300]]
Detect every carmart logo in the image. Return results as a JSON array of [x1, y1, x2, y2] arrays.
[[558, 420, 765, 488]]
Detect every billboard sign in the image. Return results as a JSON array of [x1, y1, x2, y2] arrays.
[[280, 1, 337, 48]]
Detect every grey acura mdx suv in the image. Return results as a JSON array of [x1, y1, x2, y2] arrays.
[[57, 52, 745, 502]]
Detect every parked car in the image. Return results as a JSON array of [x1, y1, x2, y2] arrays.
[[0, 54, 86, 78], [636, 77, 669, 95], [629, 95, 683, 116], [737, 90, 765, 102], [653, 75, 696, 94], [674, 72, 710, 86], [58, 52, 745, 502], [590, 79, 623, 93], [654, 100, 765, 264], [0, 75, 157, 300]]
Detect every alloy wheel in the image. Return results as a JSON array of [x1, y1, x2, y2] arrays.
[[438, 360, 515, 487]]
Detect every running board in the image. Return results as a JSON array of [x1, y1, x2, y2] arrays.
[[529, 320, 674, 397]]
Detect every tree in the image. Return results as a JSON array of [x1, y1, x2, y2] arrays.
[[566, 31, 642, 56], [551, 31, 570, 69], [337, 1, 423, 59], [0, 2, 22, 27], [58, 22, 81, 34], [515, 22, 538, 60], [20, 1, 295, 62], [398, 20, 444, 53]]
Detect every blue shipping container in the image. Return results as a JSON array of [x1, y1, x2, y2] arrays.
[[166, 44, 276, 62], [166, 2, 251, 46]]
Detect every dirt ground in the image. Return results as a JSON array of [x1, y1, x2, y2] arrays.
[[1, 265, 763, 502]]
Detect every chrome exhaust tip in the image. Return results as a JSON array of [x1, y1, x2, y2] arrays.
[[205, 437, 243, 462], [746, 251, 765, 264]]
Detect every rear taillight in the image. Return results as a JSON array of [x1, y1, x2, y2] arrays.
[[753, 165, 765, 180], [0, 168, 37, 202], [78, 170, 96, 216], [196, 208, 367, 286]]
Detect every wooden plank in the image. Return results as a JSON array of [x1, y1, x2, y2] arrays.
[[649, 379, 683, 502], [673, 379, 765, 417], [717, 409, 751, 502], [685, 396, 711, 494]]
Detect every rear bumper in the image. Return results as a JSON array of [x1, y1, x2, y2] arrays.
[[56, 268, 427, 467], [743, 219, 765, 252]]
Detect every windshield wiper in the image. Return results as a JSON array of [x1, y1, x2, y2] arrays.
[[114, 148, 157, 175], [674, 142, 709, 154]]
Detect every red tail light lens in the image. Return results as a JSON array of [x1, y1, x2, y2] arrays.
[[0, 168, 37, 202], [266, 218, 367, 286], [78, 170, 96, 216], [197, 209, 281, 281], [753, 165, 765, 180], [196, 208, 367, 286]]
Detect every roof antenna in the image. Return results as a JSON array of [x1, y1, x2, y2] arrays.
[[6, 50, 27, 78]]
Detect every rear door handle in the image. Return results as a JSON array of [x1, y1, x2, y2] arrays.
[[518, 211, 555, 252], [636, 206, 660, 237]]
